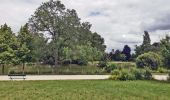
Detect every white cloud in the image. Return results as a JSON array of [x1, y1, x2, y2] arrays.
[[0, 0, 170, 52]]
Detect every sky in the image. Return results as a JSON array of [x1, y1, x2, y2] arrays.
[[0, 0, 170, 52]]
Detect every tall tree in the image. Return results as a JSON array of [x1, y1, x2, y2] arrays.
[[29, 0, 106, 67], [29, 0, 81, 68], [161, 35, 170, 68], [17, 24, 33, 74], [143, 31, 151, 46], [135, 31, 151, 56], [0, 24, 18, 74], [122, 45, 131, 61]]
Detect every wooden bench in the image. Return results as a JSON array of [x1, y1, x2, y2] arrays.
[[8, 74, 26, 80]]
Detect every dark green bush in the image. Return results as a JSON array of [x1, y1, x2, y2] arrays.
[[136, 52, 162, 70], [97, 61, 107, 68]]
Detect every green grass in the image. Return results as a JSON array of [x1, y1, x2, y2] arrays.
[[0, 80, 170, 100]]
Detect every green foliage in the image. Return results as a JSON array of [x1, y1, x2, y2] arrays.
[[97, 61, 107, 68], [161, 35, 170, 68], [28, 0, 105, 67], [0, 24, 17, 64], [110, 68, 152, 81], [17, 24, 34, 64], [135, 31, 151, 56], [143, 68, 152, 80], [168, 72, 170, 81], [105, 63, 117, 73], [136, 52, 162, 70], [157, 67, 169, 73]]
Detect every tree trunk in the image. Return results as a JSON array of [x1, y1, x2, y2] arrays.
[[22, 63, 25, 74], [2, 64, 4, 75]]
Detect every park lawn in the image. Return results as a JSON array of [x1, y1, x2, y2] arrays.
[[0, 80, 170, 100]]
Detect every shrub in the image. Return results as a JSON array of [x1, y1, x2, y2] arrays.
[[97, 61, 107, 68], [143, 68, 152, 80], [131, 68, 143, 80], [168, 72, 170, 81], [119, 69, 136, 80], [110, 68, 152, 81], [158, 67, 168, 73], [136, 52, 162, 70], [105, 63, 117, 73]]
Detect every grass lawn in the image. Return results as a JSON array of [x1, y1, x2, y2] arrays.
[[0, 80, 170, 100]]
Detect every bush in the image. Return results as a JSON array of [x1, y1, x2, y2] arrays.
[[168, 72, 170, 81], [119, 69, 136, 80], [131, 68, 143, 80], [105, 63, 117, 73], [110, 68, 152, 81], [143, 68, 152, 80], [158, 67, 168, 73], [136, 52, 162, 70], [97, 61, 107, 68]]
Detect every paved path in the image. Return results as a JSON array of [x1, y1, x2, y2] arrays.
[[0, 75, 168, 81], [0, 75, 110, 81], [153, 74, 169, 81]]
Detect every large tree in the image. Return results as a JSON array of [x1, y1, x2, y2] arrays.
[[29, 0, 106, 67], [29, 0, 81, 67]]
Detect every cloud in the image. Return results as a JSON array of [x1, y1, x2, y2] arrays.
[[0, 0, 170, 52], [144, 14, 170, 32]]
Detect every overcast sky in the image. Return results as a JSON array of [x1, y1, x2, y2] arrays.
[[0, 0, 170, 52]]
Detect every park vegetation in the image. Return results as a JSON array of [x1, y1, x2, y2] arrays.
[[0, 0, 106, 74], [0, 0, 170, 79]]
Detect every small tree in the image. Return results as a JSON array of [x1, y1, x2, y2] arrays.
[[136, 52, 162, 70]]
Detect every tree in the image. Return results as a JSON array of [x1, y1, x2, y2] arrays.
[[31, 33, 47, 63], [29, 0, 106, 67], [91, 32, 106, 52], [135, 31, 151, 56], [114, 50, 126, 61], [122, 45, 131, 61], [29, 0, 81, 68], [143, 31, 151, 46], [161, 35, 170, 68], [0, 24, 18, 74], [17, 24, 33, 74]]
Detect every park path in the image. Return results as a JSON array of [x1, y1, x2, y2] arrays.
[[0, 75, 168, 81], [153, 74, 169, 81], [0, 75, 110, 81]]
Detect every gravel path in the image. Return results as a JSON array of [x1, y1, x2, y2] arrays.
[[0, 75, 168, 81]]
